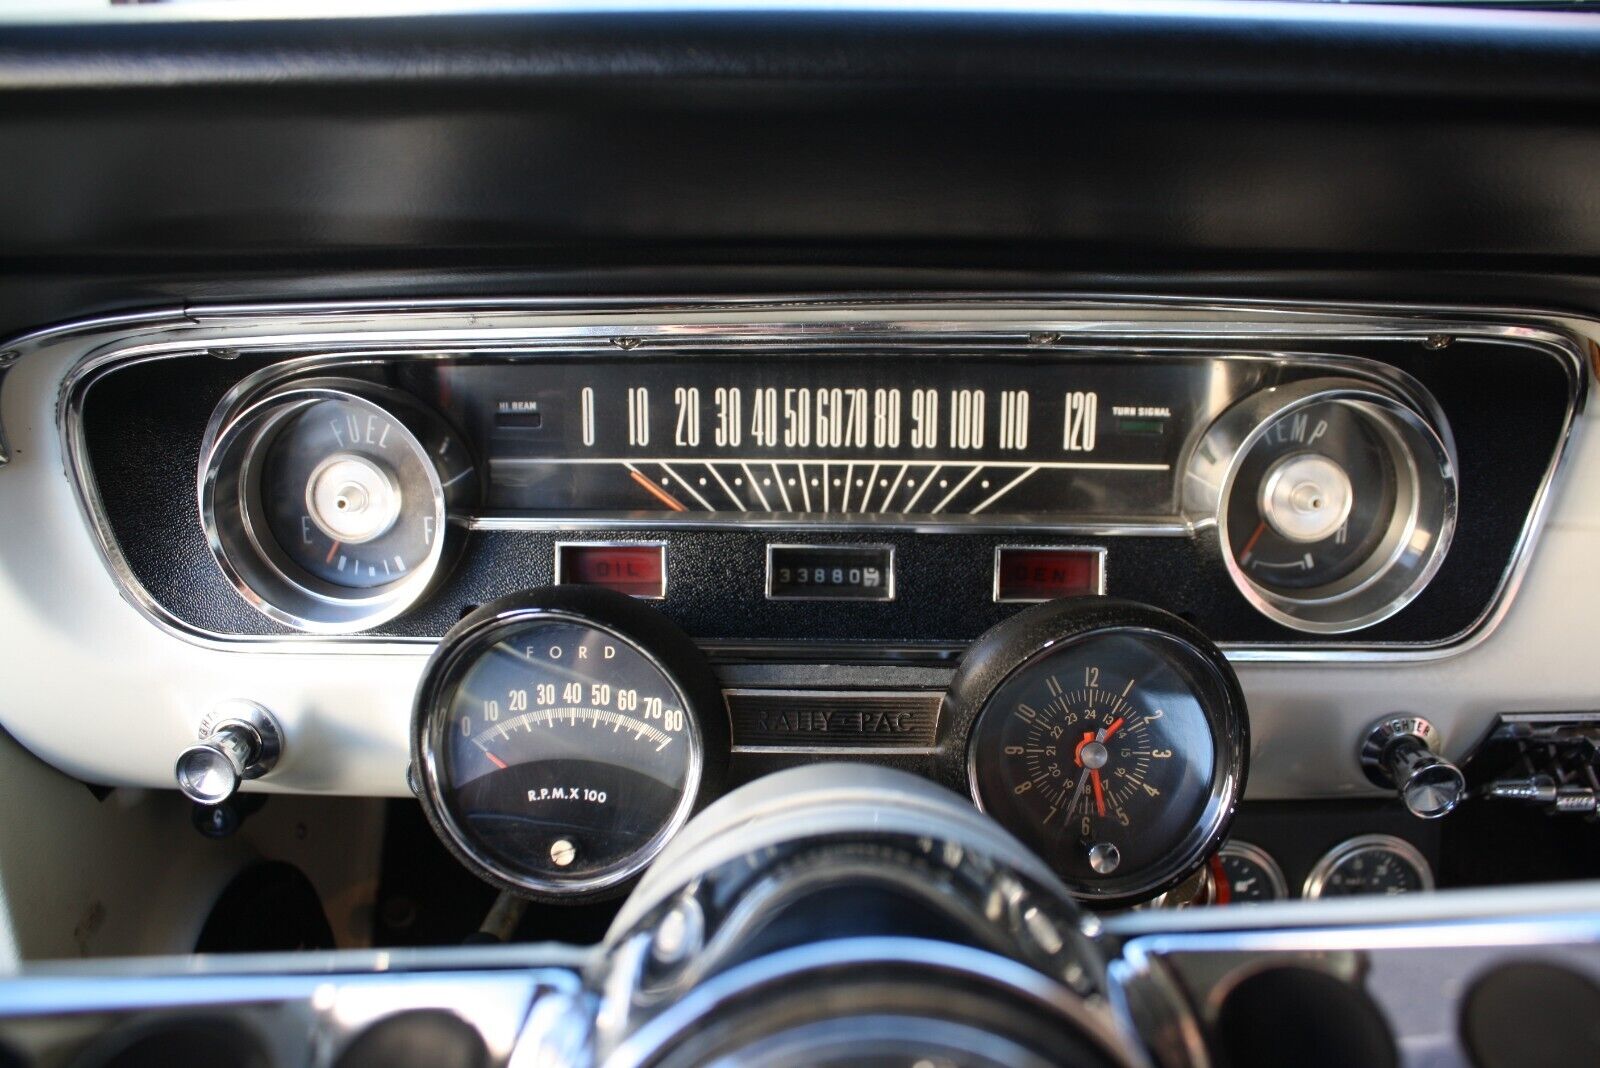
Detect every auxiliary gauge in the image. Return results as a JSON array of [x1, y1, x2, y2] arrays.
[[412, 587, 727, 900], [940, 598, 1249, 908]]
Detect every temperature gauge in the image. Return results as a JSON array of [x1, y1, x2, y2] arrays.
[[1186, 377, 1457, 633]]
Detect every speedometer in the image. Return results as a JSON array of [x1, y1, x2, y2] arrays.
[[412, 587, 726, 899]]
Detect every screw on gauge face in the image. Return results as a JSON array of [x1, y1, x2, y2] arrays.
[[550, 839, 578, 868], [1088, 842, 1122, 875]]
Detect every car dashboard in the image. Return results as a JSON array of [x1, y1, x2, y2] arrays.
[[1, 4, 1600, 1067]]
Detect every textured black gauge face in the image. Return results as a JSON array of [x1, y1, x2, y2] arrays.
[[432, 617, 700, 890], [259, 397, 442, 590], [1226, 400, 1398, 594], [969, 629, 1231, 900]]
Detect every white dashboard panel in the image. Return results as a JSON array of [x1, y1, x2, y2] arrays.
[[0, 301, 1590, 800]]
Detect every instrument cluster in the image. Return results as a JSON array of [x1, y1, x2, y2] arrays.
[[156, 324, 1537, 648]]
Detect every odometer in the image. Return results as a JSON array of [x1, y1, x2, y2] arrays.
[[412, 587, 726, 899], [942, 599, 1248, 906]]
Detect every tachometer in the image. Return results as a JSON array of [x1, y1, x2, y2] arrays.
[[412, 587, 726, 899], [941, 599, 1248, 907]]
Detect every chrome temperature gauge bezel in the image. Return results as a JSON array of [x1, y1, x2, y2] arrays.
[[1185, 376, 1459, 634], [412, 586, 727, 901], [199, 379, 472, 632]]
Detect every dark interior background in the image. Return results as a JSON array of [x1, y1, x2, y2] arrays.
[[4, 6, 1600, 336]]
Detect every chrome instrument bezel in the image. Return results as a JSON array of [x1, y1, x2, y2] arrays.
[[413, 601, 709, 899], [41, 295, 1587, 660], [1183, 376, 1459, 634], [1302, 833, 1435, 900], [198, 380, 457, 633], [1216, 839, 1290, 902]]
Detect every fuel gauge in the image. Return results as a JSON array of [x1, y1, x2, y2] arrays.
[[202, 378, 476, 631]]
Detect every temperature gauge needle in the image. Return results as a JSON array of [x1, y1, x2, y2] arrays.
[[1238, 520, 1267, 565]]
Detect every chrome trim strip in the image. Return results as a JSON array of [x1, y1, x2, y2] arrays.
[[36, 295, 1587, 662], [731, 745, 940, 756], [473, 513, 1192, 536], [0, 347, 17, 466]]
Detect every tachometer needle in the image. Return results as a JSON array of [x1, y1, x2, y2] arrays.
[[483, 750, 509, 770]]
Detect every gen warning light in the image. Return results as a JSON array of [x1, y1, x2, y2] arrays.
[[993, 547, 1104, 603]]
